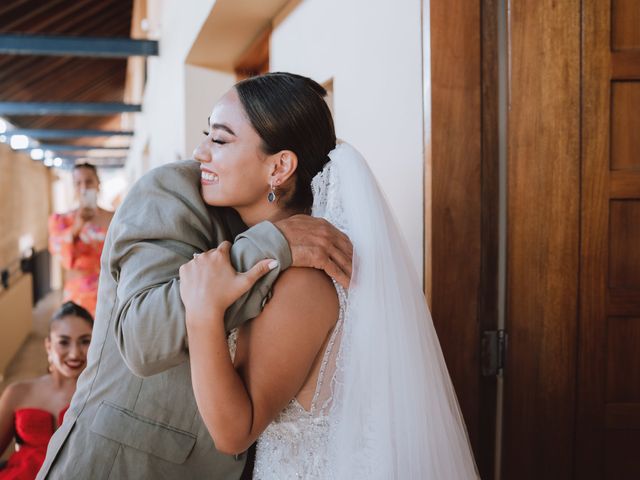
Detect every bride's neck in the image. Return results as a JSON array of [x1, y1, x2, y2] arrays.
[[237, 203, 303, 227]]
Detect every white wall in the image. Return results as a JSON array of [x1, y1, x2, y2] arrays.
[[184, 65, 236, 159], [126, 0, 224, 182], [271, 0, 425, 274], [126, 0, 425, 274]]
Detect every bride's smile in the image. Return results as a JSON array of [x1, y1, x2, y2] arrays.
[[194, 88, 299, 227], [180, 73, 477, 478]]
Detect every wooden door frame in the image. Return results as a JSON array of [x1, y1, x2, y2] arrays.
[[575, 1, 609, 476], [577, 0, 640, 477], [502, 1, 581, 478], [426, 1, 499, 478]]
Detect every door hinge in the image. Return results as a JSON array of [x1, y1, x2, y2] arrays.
[[481, 329, 507, 377]]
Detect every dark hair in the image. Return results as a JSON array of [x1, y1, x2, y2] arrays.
[[235, 72, 336, 213], [51, 301, 94, 330], [73, 162, 99, 178]]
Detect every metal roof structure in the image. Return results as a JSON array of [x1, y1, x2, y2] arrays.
[[0, 0, 157, 167]]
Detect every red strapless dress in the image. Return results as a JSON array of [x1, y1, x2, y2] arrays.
[[0, 407, 68, 480]]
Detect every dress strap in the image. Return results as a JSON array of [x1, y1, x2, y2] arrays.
[[310, 282, 348, 414]]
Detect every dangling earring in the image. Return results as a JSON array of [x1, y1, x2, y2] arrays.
[[47, 354, 54, 373], [267, 179, 277, 203]]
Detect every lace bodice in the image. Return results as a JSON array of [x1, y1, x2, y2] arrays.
[[253, 400, 331, 479], [252, 282, 346, 479], [227, 282, 346, 479], [225, 158, 349, 479], [228, 144, 480, 478]]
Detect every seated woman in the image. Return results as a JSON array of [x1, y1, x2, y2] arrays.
[[0, 302, 93, 479], [48, 163, 114, 316]]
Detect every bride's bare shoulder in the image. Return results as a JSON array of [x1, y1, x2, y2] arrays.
[[269, 267, 339, 330]]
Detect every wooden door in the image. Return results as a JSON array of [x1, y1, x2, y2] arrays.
[[429, 0, 483, 447], [502, 0, 582, 478], [429, 1, 640, 478], [428, 1, 499, 478], [576, 1, 640, 478]]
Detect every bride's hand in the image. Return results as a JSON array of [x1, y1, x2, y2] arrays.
[[179, 241, 277, 323]]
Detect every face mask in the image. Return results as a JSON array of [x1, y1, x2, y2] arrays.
[[79, 188, 98, 210]]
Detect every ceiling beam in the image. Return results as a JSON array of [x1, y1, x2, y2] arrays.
[[0, 102, 141, 115], [0, 34, 158, 58], [18, 144, 129, 151], [52, 153, 129, 160], [5, 129, 134, 139], [53, 163, 125, 170], [61, 157, 128, 162]]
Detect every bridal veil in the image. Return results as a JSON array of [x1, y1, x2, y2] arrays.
[[311, 142, 479, 479]]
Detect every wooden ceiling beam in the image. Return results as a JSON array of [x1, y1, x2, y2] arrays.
[[7, 0, 88, 34], [1, 58, 124, 101], [10, 57, 124, 102], [0, 102, 140, 115], [68, 71, 126, 103], [5, 129, 134, 139], [54, 0, 132, 39], [0, 0, 32, 18], [0, 1, 133, 80], [0, 0, 135, 136], [43, 153, 128, 159], [19, 113, 123, 131], [0, 34, 158, 58], [18, 144, 129, 151], [0, 56, 70, 92], [0, 0, 69, 32]]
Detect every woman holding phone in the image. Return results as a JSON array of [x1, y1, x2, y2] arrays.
[[48, 163, 113, 315]]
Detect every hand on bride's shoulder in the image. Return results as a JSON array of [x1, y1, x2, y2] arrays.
[[275, 215, 353, 289], [179, 241, 277, 323]]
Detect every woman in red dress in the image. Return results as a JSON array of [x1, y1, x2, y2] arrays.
[[48, 163, 114, 316], [0, 302, 93, 479]]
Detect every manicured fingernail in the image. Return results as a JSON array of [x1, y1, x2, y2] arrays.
[[268, 260, 279, 270]]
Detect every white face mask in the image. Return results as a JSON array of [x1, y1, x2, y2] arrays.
[[79, 188, 98, 209]]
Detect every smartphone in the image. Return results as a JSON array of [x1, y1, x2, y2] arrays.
[[79, 188, 98, 210]]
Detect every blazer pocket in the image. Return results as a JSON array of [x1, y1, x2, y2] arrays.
[[90, 401, 196, 464]]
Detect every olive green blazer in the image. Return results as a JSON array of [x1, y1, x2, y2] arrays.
[[38, 161, 291, 479]]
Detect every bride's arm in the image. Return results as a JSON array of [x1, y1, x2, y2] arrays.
[[180, 244, 338, 455]]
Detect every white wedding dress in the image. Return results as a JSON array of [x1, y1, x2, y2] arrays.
[[251, 148, 351, 478], [227, 282, 346, 479], [252, 282, 347, 479], [234, 143, 479, 479]]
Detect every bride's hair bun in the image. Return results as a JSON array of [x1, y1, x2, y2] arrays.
[[235, 72, 336, 213]]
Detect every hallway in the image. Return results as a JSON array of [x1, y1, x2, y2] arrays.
[[1, 0, 639, 478]]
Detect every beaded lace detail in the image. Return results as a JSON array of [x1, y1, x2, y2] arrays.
[[252, 283, 347, 480], [309, 159, 348, 233], [232, 159, 348, 479], [226, 283, 346, 480]]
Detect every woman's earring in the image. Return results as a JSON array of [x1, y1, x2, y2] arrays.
[[267, 180, 276, 203]]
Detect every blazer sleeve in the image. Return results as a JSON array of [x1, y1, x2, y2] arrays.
[[108, 161, 291, 377], [224, 221, 293, 330]]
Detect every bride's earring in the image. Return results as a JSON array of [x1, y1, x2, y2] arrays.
[[267, 179, 277, 203]]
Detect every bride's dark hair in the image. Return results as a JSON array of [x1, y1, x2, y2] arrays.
[[235, 72, 336, 213]]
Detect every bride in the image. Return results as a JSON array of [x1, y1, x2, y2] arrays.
[[179, 72, 479, 479]]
